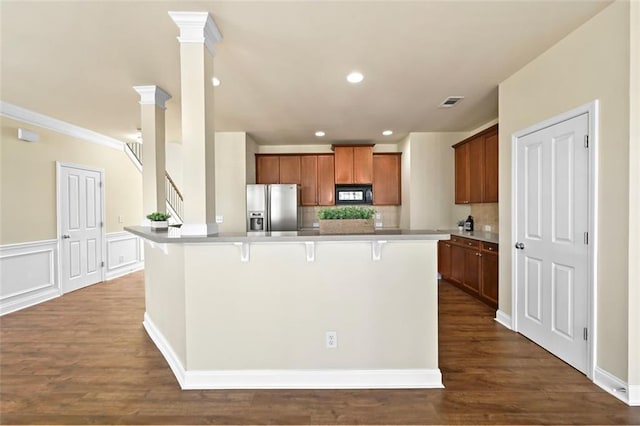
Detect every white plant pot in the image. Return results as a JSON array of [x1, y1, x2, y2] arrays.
[[150, 220, 168, 231]]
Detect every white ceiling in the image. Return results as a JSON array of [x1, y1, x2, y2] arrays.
[[1, 1, 611, 146]]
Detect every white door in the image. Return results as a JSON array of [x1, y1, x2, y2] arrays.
[[515, 113, 589, 373], [58, 163, 104, 293]]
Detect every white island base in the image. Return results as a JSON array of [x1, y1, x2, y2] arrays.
[[127, 227, 447, 390]]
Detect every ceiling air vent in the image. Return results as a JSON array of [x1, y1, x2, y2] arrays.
[[439, 96, 464, 108]]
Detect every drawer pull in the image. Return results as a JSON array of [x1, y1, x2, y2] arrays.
[[468, 242, 473, 246]]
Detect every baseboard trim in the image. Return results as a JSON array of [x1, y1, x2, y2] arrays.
[[629, 385, 640, 406], [594, 366, 631, 405], [495, 310, 513, 330], [143, 312, 444, 390], [142, 313, 187, 387], [106, 232, 144, 280], [106, 262, 144, 281]]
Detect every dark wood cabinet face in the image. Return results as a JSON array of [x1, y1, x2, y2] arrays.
[[317, 155, 335, 206], [256, 156, 280, 184], [439, 236, 498, 309], [373, 154, 401, 205], [453, 124, 498, 204]]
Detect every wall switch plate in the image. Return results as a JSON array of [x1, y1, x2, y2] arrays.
[[484, 225, 491, 232], [216, 215, 224, 224], [118, 215, 125, 223], [326, 331, 337, 348]]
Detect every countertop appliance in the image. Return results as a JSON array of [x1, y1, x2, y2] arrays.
[[246, 184, 300, 232], [335, 184, 373, 205]]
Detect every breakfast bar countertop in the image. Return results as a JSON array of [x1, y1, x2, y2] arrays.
[[125, 226, 451, 244]]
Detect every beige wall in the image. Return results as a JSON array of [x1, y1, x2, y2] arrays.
[[245, 134, 258, 185], [0, 117, 142, 245], [499, 1, 632, 380], [166, 141, 183, 189], [257, 143, 400, 154], [142, 239, 439, 371], [400, 132, 469, 230], [214, 132, 249, 233], [628, 0, 640, 390]]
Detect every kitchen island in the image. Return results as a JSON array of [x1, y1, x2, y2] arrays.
[[126, 226, 449, 390]]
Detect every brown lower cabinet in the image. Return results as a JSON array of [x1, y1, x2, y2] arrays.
[[438, 236, 498, 309]]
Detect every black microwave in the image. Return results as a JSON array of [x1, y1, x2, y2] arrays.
[[335, 184, 373, 205]]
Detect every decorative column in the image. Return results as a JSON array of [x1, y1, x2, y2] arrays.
[[169, 11, 222, 235], [133, 85, 171, 223]]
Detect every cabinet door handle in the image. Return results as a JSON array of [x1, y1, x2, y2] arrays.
[[468, 242, 473, 246]]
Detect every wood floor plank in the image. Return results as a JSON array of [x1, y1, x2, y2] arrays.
[[1, 272, 639, 424]]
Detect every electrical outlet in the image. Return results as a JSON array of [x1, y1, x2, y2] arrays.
[[119, 255, 124, 263], [216, 215, 224, 224], [118, 215, 125, 223], [326, 331, 337, 348], [484, 225, 492, 232]]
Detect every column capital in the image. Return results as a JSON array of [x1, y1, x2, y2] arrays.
[[168, 11, 223, 56], [133, 86, 172, 110]]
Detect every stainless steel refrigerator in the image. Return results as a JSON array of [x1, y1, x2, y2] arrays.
[[246, 184, 300, 232]]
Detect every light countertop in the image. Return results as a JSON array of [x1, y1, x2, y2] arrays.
[[438, 229, 499, 245], [125, 226, 451, 244]]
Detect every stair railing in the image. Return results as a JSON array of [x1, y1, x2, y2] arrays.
[[125, 142, 183, 222]]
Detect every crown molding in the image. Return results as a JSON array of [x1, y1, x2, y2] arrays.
[[168, 11, 223, 56], [133, 86, 172, 110], [0, 101, 123, 150]]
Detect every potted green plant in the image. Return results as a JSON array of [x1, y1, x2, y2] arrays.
[[317, 206, 376, 234], [146, 212, 171, 231]]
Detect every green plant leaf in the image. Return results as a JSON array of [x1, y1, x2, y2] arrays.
[[317, 206, 376, 220], [146, 212, 171, 221]]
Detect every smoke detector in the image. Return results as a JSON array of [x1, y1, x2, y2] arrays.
[[439, 96, 464, 108]]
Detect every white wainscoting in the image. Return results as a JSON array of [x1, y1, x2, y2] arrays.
[[0, 240, 60, 315], [1, 233, 143, 315], [106, 232, 143, 280]]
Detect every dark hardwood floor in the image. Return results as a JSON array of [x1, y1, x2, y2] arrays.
[[1, 272, 638, 424]]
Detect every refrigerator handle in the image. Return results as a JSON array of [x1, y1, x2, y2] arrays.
[[266, 185, 271, 232]]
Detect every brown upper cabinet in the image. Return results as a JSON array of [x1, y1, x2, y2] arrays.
[[372, 153, 401, 206], [279, 155, 301, 185], [299, 155, 317, 206], [334, 145, 373, 184], [256, 155, 280, 184], [255, 154, 335, 206], [316, 154, 335, 206], [453, 124, 498, 204]]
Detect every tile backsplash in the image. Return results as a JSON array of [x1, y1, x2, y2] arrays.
[[301, 205, 400, 229], [468, 203, 499, 232]]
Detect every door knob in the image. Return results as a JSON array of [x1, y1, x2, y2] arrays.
[[62, 234, 71, 239], [515, 242, 525, 250]]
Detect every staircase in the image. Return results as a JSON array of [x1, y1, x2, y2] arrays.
[[124, 142, 184, 224]]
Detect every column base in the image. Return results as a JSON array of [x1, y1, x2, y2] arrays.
[[180, 223, 219, 236]]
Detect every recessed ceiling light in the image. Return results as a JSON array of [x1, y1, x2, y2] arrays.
[[315, 131, 325, 137], [346, 71, 364, 84], [212, 77, 221, 87], [382, 130, 393, 136]]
